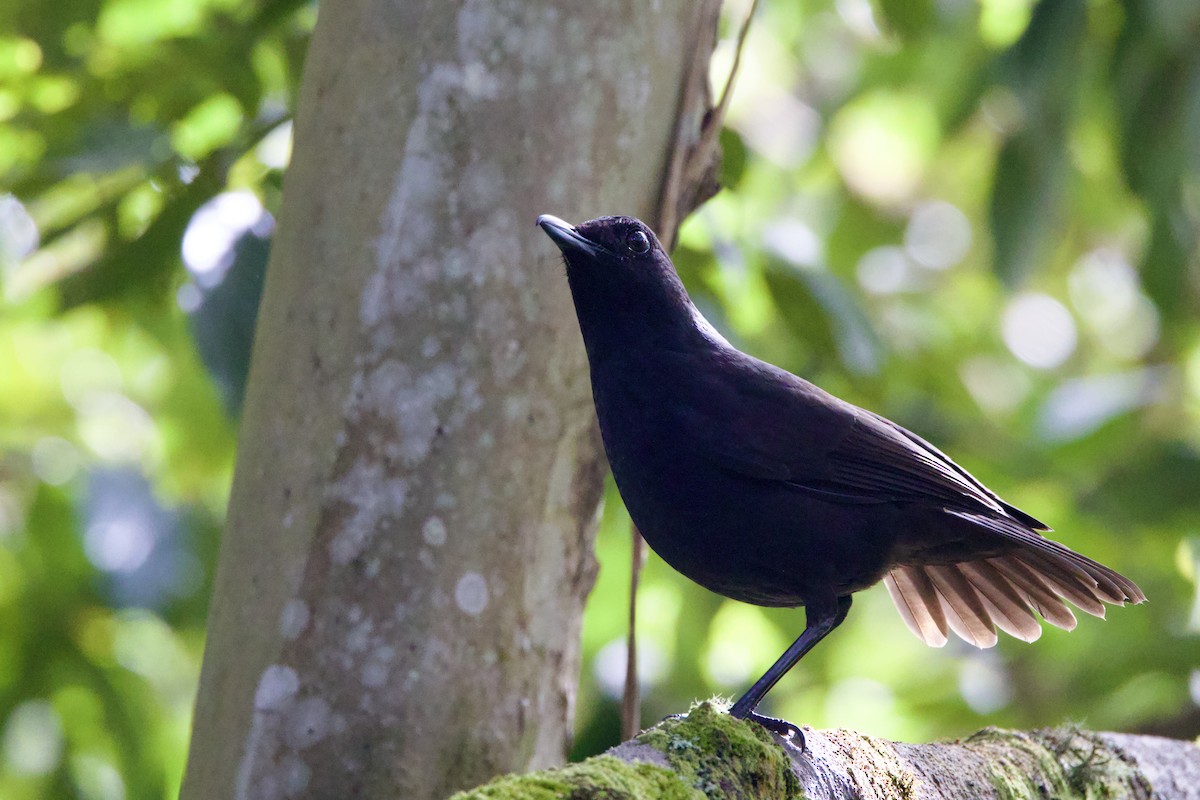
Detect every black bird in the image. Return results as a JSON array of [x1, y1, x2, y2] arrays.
[[536, 213, 1145, 742]]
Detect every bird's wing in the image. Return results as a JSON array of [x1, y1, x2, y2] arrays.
[[855, 411, 1049, 529], [821, 411, 1049, 528], [676, 354, 1046, 526]]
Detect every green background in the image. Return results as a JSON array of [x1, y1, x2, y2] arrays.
[[1, 0, 1198, 797]]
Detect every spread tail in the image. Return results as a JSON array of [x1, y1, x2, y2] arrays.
[[884, 542, 1144, 648]]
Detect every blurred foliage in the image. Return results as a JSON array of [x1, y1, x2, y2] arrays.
[[0, 0, 309, 796], [1, 0, 1198, 795]]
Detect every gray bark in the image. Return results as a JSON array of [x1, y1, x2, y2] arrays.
[[454, 702, 1200, 799], [180, 1, 720, 798]]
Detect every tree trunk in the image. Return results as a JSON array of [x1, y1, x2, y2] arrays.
[[454, 702, 1200, 799], [180, 1, 721, 798]]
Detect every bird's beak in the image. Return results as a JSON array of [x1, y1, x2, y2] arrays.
[[537, 214, 603, 257]]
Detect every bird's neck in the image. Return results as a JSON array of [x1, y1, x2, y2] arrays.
[[565, 268, 728, 367]]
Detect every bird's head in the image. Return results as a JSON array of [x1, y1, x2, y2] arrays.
[[536, 213, 724, 354], [536, 214, 666, 275]]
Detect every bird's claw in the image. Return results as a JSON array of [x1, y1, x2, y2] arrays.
[[743, 712, 806, 751]]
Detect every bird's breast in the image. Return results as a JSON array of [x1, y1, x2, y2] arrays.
[[588, 364, 900, 605]]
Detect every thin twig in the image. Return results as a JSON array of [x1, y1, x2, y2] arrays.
[[620, 524, 645, 740], [656, 0, 761, 248]]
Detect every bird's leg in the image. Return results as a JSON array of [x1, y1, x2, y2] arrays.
[[729, 595, 852, 749]]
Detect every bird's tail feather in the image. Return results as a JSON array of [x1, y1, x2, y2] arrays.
[[883, 564, 949, 647], [884, 541, 1143, 648]]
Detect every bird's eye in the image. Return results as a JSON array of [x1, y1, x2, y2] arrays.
[[626, 229, 650, 254]]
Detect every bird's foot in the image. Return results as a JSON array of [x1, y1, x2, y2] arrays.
[[741, 712, 806, 751]]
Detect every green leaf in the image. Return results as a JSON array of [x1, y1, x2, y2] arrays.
[[873, 0, 935, 41]]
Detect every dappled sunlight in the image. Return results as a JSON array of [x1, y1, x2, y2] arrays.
[[857, 246, 918, 295], [978, 0, 1035, 47], [1002, 293, 1077, 370], [0, 195, 38, 266], [181, 190, 273, 286], [958, 356, 1031, 416], [958, 654, 1013, 715], [84, 515, 155, 573], [2, 701, 62, 777], [30, 436, 81, 486], [1069, 249, 1160, 361], [823, 677, 897, 734], [829, 91, 939, 206], [703, 602, 790, 690], [1036, 368, 1168, 442], [904, 201, 972, 272], [833, 0, 883, 42], [593, 639, 668, 700], [256, 120, 293, 170], [762, 218, 823, 269]]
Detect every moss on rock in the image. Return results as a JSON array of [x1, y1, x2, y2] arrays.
[[635, 701, 802, 798], [451, 701, 800, 800]]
